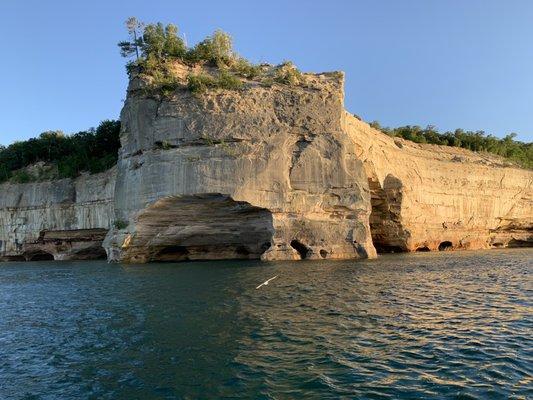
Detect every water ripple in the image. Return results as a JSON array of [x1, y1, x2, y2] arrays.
[[0, 249, 531, 399]]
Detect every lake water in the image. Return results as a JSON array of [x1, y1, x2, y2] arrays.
[[0, 249, 531, 399]]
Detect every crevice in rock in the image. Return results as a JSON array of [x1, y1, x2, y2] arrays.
[[416, 246, 431, 252], [507, 238, 532, 248], [290, 240, 311, 259], [366, 169, 408, 253]]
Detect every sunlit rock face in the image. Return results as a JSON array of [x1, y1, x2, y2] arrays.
[[3, 63, 531, 263], [345, 113, 533, 252], [0, 169, 115, 261], [104, 64, 377, 262]]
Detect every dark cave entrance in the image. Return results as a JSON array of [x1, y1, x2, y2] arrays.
[[290, 240, 311, 259], [28, 252, 54, 261], [416, 246, 431, 252], [438, 241, 453, 251]]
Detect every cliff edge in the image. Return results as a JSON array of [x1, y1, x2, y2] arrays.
[[1, 61, 531, 263], [103, 63, 376, 262], [345, 114, 532, 252]]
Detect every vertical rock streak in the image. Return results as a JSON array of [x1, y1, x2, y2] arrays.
[[1, 63, 531, 262]]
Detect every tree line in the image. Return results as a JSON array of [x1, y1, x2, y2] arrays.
[[369, 121, 532, 169], [0, 120, 120, 183]]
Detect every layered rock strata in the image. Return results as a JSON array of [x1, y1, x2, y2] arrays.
[[1, 63, 532, 263], [344, 114, 533, 252], [103, 65, 376, 262], [0, 169, 115, 261]]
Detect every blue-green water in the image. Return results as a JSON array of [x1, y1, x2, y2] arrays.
[[0, 249, 531, 399]]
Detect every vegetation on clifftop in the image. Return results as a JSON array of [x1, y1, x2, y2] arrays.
[[369, 121, 532, 169], [118, 17, 305, 95], [0, 120, 120, 183]]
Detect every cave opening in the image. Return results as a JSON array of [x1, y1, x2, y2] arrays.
[[290, 240, 311, 259], [416, 246, 431, 252], [375, 245, 405, 253], [438, 241, 453, 251], [71, 246, 107, 260], [131, 194, 275, 263], [507, 239, 531, 248], [28, 252, 54, 261], [155, 245, 190, 262]]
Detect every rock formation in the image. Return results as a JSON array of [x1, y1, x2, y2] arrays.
[[0, 169, 115, 261], [103, 65, 376, 262], [1, 62, 531, 263], [344, 114, 533, 252]]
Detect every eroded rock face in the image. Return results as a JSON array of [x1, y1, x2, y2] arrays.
[[0, 169, 116, 261], [104, 66, 376, 262], [345, 113, 533, 252], [2, 63, 531, 263], [117, 194, 274, 263]]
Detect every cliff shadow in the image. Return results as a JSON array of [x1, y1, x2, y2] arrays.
[[367, 172, 408, 253]]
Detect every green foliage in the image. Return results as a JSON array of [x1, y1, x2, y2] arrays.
[[274, 61, 304, 86], [187, 71, 242, 94], [10, 170, 31, 183], [231, 58, 262, 79], [370, 121, 532, 169], [187, 74, 216, 93], [185, 30, 235, 67], [216, 70, 243, 90], [118, 18, 305, 95], [114, 220, 129, 230], [0, 120, 121, 183]]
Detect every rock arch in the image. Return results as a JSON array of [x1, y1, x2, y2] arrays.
[[121, 194, 274, 263], [290, 240, 311, 260], [416, 246, 431, 252]]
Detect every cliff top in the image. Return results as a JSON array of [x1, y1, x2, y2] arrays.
[[346, 113, 529, 170]]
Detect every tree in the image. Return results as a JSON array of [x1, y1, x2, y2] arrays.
[[118, 17, 144, 60]]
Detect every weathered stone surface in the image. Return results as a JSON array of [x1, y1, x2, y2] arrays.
[[104, 65, 376, 262], [0, 169, 115, 260], [1, 62, 531, 263], [344, 113, 533, 252]]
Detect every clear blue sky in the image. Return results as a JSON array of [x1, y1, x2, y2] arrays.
[[1, 0, 532, 145]]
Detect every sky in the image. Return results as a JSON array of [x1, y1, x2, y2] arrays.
[[1, 0, 532, 145]]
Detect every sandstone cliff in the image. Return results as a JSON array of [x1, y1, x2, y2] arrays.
[[0, 169, 115, 260], [1, 63, 531, 263], [103, 64, 376, 262], [345, 114, 533, 252]]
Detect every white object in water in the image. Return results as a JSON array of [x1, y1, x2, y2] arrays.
[[255, 275, 278, 289]]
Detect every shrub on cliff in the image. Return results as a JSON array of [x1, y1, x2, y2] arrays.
[[187, 71, 243, 94], [118, 18, 305, 95], [0, 120, 121, 183], [274, 61, 304, 85], [369, 121, 532, 169], [185, 30, 235, 67]]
